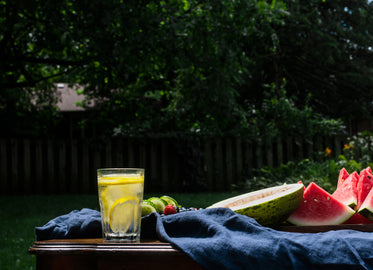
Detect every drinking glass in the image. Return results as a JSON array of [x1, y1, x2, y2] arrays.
[[97, 168, 144, 242]]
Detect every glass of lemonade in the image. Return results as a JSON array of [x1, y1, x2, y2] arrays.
[[97, 168, 144, 242]]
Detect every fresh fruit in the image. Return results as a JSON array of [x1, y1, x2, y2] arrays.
[[337, 167, 350, 188], [343, 212, 373, 224], [356, 170, 373, 209], [109, 196, 139, 233], [160, 195, 179, 207], [141, 200, 157, 217], [141, 195, 182, 216], [357, 185, 373, 220], [332, 171, 359, 208], [163, 204, 177, 215], [147, 197, 167, 212], [207, 183, 304, 226], [327, 167, 373, 223], [287, 182, 355, 226], [360, 166, 373, 176]]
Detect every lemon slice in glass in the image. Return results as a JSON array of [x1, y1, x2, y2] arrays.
[[109, 196, 139, 233]]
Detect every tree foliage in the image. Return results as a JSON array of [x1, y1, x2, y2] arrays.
[[277, 0, 373, 120], [0, 0, 372, 137]]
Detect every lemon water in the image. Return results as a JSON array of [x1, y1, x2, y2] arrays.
[[98, 174, 144, 241]]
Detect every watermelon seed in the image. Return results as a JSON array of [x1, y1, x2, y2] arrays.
[[314, 199, 318, 202]]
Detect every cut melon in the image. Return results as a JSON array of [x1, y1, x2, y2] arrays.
[[287, 182, 355, 226], [356, 171, 373, 209], [207, 183, 304, 226], [357, 185, 373, 220], [360, 166, 373, 177], [343, 212, 373, 224], [332, 171, 359, 208], [337, 167, 350, 188]]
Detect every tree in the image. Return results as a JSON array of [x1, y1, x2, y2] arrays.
[[1, 0, 368, 138], [1, 0, 287, 137], [275, 0, 373, 121]]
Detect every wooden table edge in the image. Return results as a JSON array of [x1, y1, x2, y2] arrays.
[[28, 238, 182, 256]]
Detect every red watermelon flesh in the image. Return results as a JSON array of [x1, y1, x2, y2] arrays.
[[360, 167, 373, 177], [287, 182, 355, 226], [337, 168, 350, 188], [332, 171, 359, 208], [356, 171, 373, 209], [357, 183, 373, 221], [343, 212, 373, 224], [350, 171, 360, 188]]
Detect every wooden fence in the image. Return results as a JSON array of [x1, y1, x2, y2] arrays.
[[0, 136, 346, 195]]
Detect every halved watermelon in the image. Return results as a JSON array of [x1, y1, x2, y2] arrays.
[[331, 171, 359, 208], [287, 182, 355, 226], [337, 167, 350, 188], [356, 170, 373, 209]]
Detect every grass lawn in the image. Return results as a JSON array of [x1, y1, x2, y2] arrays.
[[0, 192, 240, 270]]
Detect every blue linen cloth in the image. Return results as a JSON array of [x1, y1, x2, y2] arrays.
[[35, 207, 373, 270], [35, 208, 102, 240]]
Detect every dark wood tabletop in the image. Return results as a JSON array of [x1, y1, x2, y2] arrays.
[[29, 224, 373, 270], [29, 238, 205, 270]]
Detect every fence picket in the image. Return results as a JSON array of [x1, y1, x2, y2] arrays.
[[244, 139, 253, 177], [0, 139, 8, 194], [35, 140, 43, 193], [82, 141, 90, 193], [225, 138, 234, 190], [46, 140, 55, 193], [276, 137, 283, 166], [265, 137, 273, 167], [204, 139, 214, 191], [161, 139, 169, 192], [150, 141, 159, 191], [58, 140, 67, 193], [235, 138, 243, 187], [255, 139, 263, 168], [10, 139, 18, 193], [215, 138, 224, 191]]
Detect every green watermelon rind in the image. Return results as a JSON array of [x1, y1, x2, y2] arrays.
[[208, 183, 304, 226], [357, 207, 373, 221], [235, 189, 303, 226]]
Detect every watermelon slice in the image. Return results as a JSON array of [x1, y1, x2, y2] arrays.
[[356, 170, 373, 209], [358, 185, 373, 220], [331, 171, 359, 208], [287, 182, 355, 226], [337, 167, 350, 188], [343, 212, 373, 224]]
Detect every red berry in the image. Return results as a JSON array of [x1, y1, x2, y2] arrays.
[[163, 204, 177, 215]]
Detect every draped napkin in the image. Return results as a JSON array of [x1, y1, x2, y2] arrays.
[[35, 207, 373, 270]]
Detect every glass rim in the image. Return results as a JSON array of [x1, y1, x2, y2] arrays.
[[97, 168, 144, 172]]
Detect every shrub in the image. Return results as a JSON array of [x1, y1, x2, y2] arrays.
[[243, 159, 339, 193], [337, 131, 373, 171], [243, 132, 373, 193]]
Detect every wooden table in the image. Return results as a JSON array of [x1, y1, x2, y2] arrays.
[[29, 224, 373, 270], [28, 238, 205, 270]]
